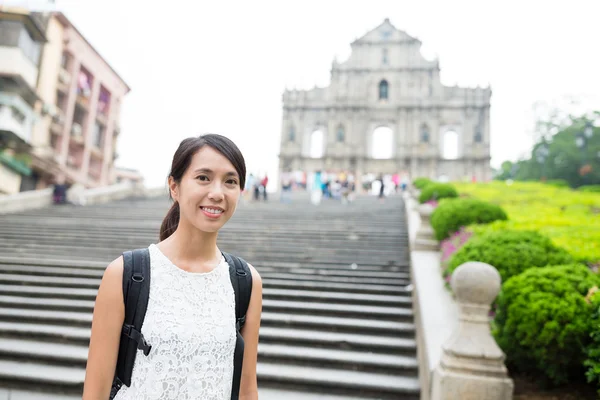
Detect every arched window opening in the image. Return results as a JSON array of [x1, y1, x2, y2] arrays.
[[288, 125, 295, 142], [442, 130, 460, 159], [420, 124, 430, 143], [378, 80, 389, 100], [371, 126, 393, 159], [474, 128, 483, 143], [336, 125, 345, 142], [310, 130, 324, 158]]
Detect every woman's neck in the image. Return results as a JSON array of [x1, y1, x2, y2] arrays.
[[161, 221, 220, 264]]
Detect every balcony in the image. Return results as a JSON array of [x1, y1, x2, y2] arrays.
[[0, 93, 36, 148], [70, 122, 84, 145], [57, 68, 71, 93], [50, 110, 65, 135], [0, 47, 38, 89]]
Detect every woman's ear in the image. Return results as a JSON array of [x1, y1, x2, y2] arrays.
[[168, 176, 179, 202]]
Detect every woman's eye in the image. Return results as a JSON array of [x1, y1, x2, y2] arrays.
[[227, 179, 238, 185], [197, 175, 209, 181]]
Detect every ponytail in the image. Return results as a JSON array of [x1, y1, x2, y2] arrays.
[[160, 202, 180, 241]]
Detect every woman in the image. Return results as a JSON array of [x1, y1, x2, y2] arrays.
[[83, 134, 263, 399]]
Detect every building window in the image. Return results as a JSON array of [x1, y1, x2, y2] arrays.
[[10, 106, 26, 125], [382, 48, 388, 65], [420, 124, 430, 143], [336, 125, 345, 142], [61, 52, 70, 69], [474, 129, 483, 143], [379, 80, 389, 100], [310, 130, 324, 158], [442, 130, 460, 159], [0, 21, 41, 64], [97, 87, 111, 118], [92, 122, 104, 149], [77, 70, 92, 99], [17, 25, 41, 64], [288, 125, 295, 142], [371, 126, 393, 159], [0, 21, 21, 47]]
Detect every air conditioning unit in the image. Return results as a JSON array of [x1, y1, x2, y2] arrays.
[[71, 123, 82, 137], [52, 112, 65, 125], [59, 69, 71, 84], [42, 103, 59, 118]]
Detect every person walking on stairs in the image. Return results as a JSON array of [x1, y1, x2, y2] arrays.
[[83, 134, 263, 400]]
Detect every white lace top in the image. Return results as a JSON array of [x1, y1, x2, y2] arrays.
[[113, 244, 236, 400]]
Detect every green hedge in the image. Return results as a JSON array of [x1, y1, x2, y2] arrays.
[[446, 230, 573, 282], [430, 198, 508, 241], [546, 179, 570, 188], [418, 183, 458, 204], [579, 185, 600, 193], [585, 293, 600, 396], [494, 264, 600, 385], [413, 177, 433, 189]]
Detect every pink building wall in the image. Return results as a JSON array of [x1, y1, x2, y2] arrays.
[[52, 13, 129, 187]]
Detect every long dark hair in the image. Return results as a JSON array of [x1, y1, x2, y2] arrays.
[[159, 134, 246, 241]]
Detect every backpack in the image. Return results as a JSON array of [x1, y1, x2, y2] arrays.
[[109, 248, 253, 400]]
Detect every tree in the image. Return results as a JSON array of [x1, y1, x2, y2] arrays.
[[497, 112, 599, 187]]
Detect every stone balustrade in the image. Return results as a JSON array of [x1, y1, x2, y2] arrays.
[[406, 191, 514, 400], [0, 181, 164, 214], [431, 261, 513, 399]]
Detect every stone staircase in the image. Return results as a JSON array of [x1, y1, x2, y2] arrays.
[[0, 194, 419, 399]]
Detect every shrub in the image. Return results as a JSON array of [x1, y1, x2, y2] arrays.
[[430, 198, 508, 241], [446, 230, 574, 282], [546, 179, 570, 188], [584, 291, 600, 395], [579, 185, 600, 193], [452, 181, 600, 264], [418, 183, 458, 204], [494, 264, 600, 385], [413, 177, 433, 189]]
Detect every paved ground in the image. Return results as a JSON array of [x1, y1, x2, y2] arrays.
[[0, 388, 366, 399]]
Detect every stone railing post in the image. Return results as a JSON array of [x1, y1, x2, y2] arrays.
[[414, 203, 438, 250], [431, 262, 513, 400]]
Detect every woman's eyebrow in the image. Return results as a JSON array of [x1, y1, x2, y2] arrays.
[[193, 168, 238, 177]]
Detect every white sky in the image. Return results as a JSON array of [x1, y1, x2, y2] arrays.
[[4, 0, 600, 188]]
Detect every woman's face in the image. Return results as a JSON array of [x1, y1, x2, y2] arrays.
[[170, 146, 242, 233]]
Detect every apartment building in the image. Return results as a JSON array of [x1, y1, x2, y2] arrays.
[[0, 8, 131, 194]]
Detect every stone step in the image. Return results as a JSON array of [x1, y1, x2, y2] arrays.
[[262, 299, 412, 320], [257, 362, 420, 400], [258, 343, 418, 375], [0, 360, 84, 392], [0, 307, 92, 327], [0, 358, 419, 399], [0, 263, 409, 282], [0, 255, 409, 274], [0, 283, 410, 306], [0, 295, 412, 322], [260, 312, 415, 336], [0, 338, 88, 367], [0, 273, 411, 296], [264, 279, 411, 295], [0, 319, 415, 356], [0, 335, 416, 376], [258, 327, 416, 355], [0, 310, 414, 345]]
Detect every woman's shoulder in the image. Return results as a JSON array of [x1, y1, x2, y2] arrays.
[[104, 255, 124, 282], [246, 262, 262, 287]]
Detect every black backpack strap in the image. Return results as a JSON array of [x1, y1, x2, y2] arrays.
[[223, 252, 253, 400], [110, 248, 152, 398]]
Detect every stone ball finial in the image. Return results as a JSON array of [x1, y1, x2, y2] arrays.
[[451, 262, 501, 306]]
